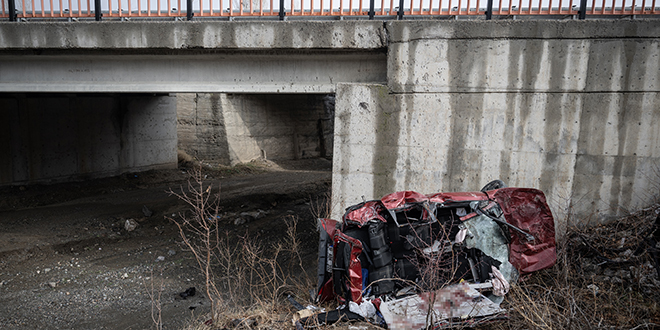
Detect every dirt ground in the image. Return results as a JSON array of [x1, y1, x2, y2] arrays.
[[0, 159, 332, 330]]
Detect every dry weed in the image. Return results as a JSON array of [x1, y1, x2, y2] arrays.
[[169, 165, 315, 329], [491, 206, 660, 330]]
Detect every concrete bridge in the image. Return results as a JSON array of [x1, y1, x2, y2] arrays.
[[1, 19, 659, 225]]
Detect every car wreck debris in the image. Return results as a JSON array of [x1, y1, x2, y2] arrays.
[[302, 181, 557, 329]]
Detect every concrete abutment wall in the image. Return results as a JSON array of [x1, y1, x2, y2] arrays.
[[331, 20, 660, 224], [0, 94, 177, 185], [176, 93, 334, 165]]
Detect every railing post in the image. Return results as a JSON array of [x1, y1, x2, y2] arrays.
[[95, 0, 102, 21], [397, 0, 404, 19], [369, 0, 375, 19], [486, 0, 493, 19], [8, 0, 16, 21], [279, 0, 285, 20], [578, 0, 587, 19], [187, 0, 193, 20]]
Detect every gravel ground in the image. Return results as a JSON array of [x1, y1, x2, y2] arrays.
[[0, 159, 331, 330]]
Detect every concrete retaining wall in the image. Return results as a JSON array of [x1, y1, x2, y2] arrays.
[[177, 93, 333, 164], [0, 94, 177, 185], [332, 20, 660, 225]]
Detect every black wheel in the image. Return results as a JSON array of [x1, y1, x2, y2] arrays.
[[481, 179, 507, 192]]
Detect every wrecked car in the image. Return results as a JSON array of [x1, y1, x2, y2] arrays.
[[304, 180, 556, 329]]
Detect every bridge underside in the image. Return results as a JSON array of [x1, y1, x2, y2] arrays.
[[0, 52, 386, 93]]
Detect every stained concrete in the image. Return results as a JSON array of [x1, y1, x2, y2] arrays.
[[0, 19, 659, 223], [0, 94, 177, 185], [177, 93, 332, 165]]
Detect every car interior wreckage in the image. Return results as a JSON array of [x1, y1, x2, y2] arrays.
[[299, 180, 557, 329]]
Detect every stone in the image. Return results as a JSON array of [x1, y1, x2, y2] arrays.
[[124, 219, 138, 232]]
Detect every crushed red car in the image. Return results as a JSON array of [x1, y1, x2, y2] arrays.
[[304, 181, 556, 329]]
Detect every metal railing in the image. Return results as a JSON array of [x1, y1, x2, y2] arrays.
[[1, 0, 658, 20]]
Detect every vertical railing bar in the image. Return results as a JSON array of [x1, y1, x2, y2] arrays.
[[8, 0, 16, 21], [290, 0, 293, 15], [349, 0, 353, 15], [94, 0, 100, 19], [388, 0, 393, 15], [579, 0, 587, 16], [118, 0, 122, 16], [270, 0, 274, 14], [641, 0, 645, 13], [486, 0, 492, 17], [590, 0, 595, 13], [652, 0, 656, 13], [157, 0, 161, 15], [186, 0, 192, 18], [397, 0, 403, 17], [147, 0, 151, 15], [622, 0, 627, 13], [42, 0, 47, 16], [516, 0, 521, 13], [466, 0, 470, 14], [279, 0, 284, 18], [439, 0, 443, 15], [77, 0, 81, 15]]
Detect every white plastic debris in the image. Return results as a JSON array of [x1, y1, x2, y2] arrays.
[[348, 300, 376, 320], [490, 266, 510, 296]]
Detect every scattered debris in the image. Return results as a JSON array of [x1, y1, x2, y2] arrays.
[[189, 301, 203, 310], [307, 181, 557, 329], [168, 249, 176, 256], [124, 219, 138, 232], [156, 256, 165, 262], [142, 205, 153, 217], [179, 287, 196, 299], [48, 282, 57, 288]]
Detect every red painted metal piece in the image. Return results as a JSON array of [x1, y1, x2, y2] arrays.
[[488, 187, 557, 274]]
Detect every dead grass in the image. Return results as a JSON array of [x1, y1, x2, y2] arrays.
[[168, 165, 317, 329], [170, 164, 660, 329], [491, 206, 660, 330]]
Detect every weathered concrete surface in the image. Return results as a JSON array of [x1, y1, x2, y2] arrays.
[[387, 20, 660, 93], [0, 21, 387, 50], [332, 20, 660, 225], [0, 21, 387, 93], [331, 84, 660, 225], [177, 93, 332, 164], [0, 94, 177, 185], [0, 53, 387, 93]]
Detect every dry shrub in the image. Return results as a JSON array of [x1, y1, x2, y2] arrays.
[[167, 165, 313, 329], [492, 206, 660, 330]]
